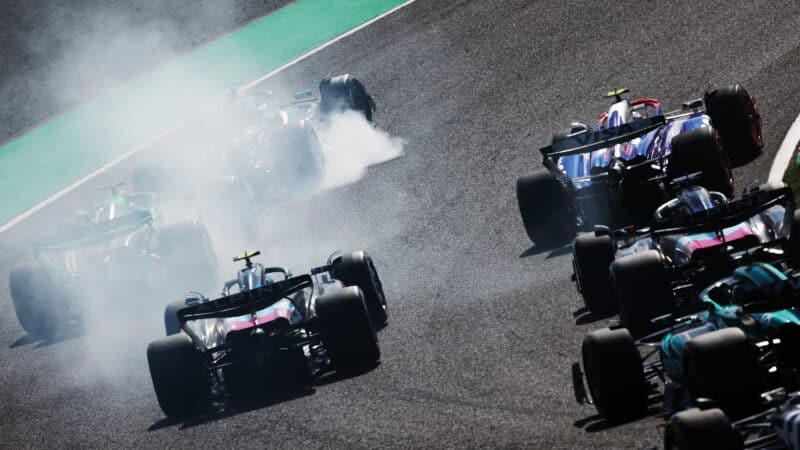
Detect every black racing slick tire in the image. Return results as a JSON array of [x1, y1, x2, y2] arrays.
[[683, 328, 764, 412], [668, 127, 733, 197], [786, 209, 800, 268], [516, 170, 576, 247], [315, 287, 380, 370], [664, 408, 742, 450], [330, 251, 388, 327], [704, 84, 763, 166], [611, 250, 675, 337], [319, 74, 375, 122], [9, 263, 61, 339], [572, 232, 616, 313], [159, 222, 219, 296], [582, 327, 648, 419], [163, 300, 187, 336], [147, 333, 211, 417]]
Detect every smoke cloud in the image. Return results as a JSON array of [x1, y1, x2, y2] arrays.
[[6, 2, 406, 393]]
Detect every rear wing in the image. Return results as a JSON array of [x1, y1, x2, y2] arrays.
[[177, 274, 313, 322], [539, 116, 666, 160], [650, 186, 794, 238]]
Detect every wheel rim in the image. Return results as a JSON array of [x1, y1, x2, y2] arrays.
[[742, 90, 763, 147], [367, 259, 387, 312], [582, 348, 602, 409]]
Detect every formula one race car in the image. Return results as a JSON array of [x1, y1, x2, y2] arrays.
[[147, 250, 387, 417], [572, 181, 800, 336], [664, 388, 800, 449], [517, 85, 763, 247], [133, 73, 376, 205], [8, 183, 218, 339], [573, 262, 800, 421]]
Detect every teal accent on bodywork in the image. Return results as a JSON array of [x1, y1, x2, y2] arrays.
[[33, 210, 153, 253], [0, 0, 409, 226], [658, 262, 800, 382], [755, 309, 800, 329], [734, 263, 787, 286]]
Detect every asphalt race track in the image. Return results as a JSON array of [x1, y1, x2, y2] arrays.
[[3, 1, 800, 447]]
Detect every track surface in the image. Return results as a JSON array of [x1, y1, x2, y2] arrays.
[[3, 1, 800, 448], [0, 0, 293, 142]]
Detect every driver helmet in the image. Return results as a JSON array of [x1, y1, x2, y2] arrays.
[[237, 264, 266, 292], [656, 186, 726, 221]]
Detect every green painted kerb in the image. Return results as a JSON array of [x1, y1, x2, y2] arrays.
[[0, 0, 407, 225]]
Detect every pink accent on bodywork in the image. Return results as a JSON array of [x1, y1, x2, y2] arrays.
[[683, 224, 755, 255], [223, 302, 295, 333]]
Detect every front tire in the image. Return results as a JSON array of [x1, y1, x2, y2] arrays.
[[516, 170, 576, 247], [582, 327, 648, 419], [147, 333, 211, 417], [330, 251, 388, 327], [668, 127, 733, 197], [163, 300, 187, 335], [683, 328, 764, 412], [612, 250, 675, 337]]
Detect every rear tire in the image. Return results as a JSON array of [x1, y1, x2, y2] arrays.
[[664, 408, 742, 450], [330, 251, 388, 327], [315, 287, 380, 370], [9, 263, 61, 339], [704, 84, 763, 166], [668, 127, 733, 197], [159, 222, 218, 295], [582, 327, 648, 419], [147, 333, 210, 417], [516, 170, 576, 247], [683, 328, 764, 411], [612, 251, 675, 337], [573, 233, 617, 313]]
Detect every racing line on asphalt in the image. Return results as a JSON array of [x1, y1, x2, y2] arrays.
[[5, 2, 800, 447]]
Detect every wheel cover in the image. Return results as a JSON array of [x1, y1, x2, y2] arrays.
[[742, 90, 763, 147], [367, 259, 387, 311]]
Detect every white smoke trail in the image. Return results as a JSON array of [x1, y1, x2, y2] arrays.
[[318, 111, 405, 190]]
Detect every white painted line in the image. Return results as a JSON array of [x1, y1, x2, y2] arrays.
[[0, 0, 418, 235], [0, 118, 195, 235], [769, 112, 800, 182], [242, 0, 417, 91]]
